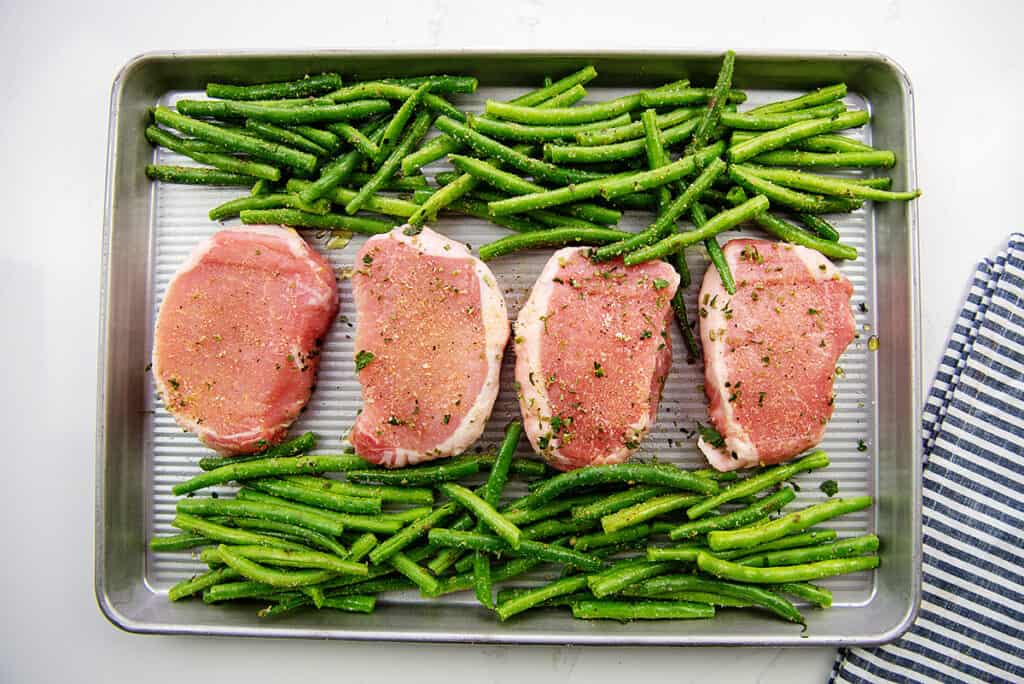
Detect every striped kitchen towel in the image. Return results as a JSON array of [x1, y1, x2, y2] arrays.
[[830, 234, 1024, 683]]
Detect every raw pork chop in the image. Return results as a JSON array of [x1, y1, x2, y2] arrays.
[[153, 226, 338, 454], [350, 226, 509, 467], [698, 238, 855, 470], [515, 248, 679, 471]]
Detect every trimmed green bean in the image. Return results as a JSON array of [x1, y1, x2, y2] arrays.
[[430, 556, 543, 598], [204, 580, 288, 603], [746, 83, 847, 115], [145, 164, 255, 186], [638, 156, 728, 237], [477, 226, 633, 261], [624, 574, 804, 623], [378, 82, 430, 159], [543, 116, 701, 165], [251, 179, 272, 195], [285, 179, 418, 218], [324, 121, 381, 157], [299, 120, 386, 203], [686, 451, 828, 519], [146, 125, 282, 181], [601, 493, 705, 534], [468, 112, 632, 142], [344, 533, 378, 563], [434, 116, 604, 186], [728, 110, 870, 163], [346, 111, 432, 215], [326, 82, 464, 122], [427, 528, 605, 571], [588, 559, 676, 598], [215, 545, 336, 588], [234, 489, 402, 535], [571, 599, 714, 621], [389, 551, 441, 596], [244, 120, 329, 156], [575, 107, 701, 146], [200, 435, 318, 473], [407, 171, 479, 228], [219, 516, 348, 557], [698, 551, 879, 583], [686, 51, 736, 156], [727, 165, 861, 215], [623, 193, 769, 266], [694, 204, 736, 294], [438, 482, 523, 549], [176, 98, 392, 126], [239, 208, 393, 234], [708, 496, 873, 551], [720, 102, 847, 130], [149, 532, 208, 552], [571, 486, 671, 523], [771, 582, 833, 608], [200, 545, 367, 576], [650, 529, 840, 564], [177, 497, 346, 536], [670, 259, 702, 362], [168, 566, 241, 601], [382, 75, 478, 94], [794, 212, 841, 241], [245, 478, 381, 514], [572, 524, 654, 552], [504, 493, 605, 527], [738, 195, 860, 259], [639, 87, 746, 108], [208, 193, 330, 221], [750, 150, 896, 168], [496, 575, 590, 620], [669, 487, 796, 540], [346, 459, 479, 486], [207, 73, 343, 100], [737, 534, 880, 567], [487, 142, 725, 215], [737, 164, 920, 201], [369, 502, 457, 565], [288, 125, 341, 152], [283, 474, 433, 505], [172, 513, 309, 551], [521, 517, 594, 540], [327, 576, 414, 596], [486, 93, 643, 125], [523, 463, 718, 510], [154, 106, 318, 173], [321, 595, 376, 613], [413, 192, 549, 233], [792, 134, 874, 153]]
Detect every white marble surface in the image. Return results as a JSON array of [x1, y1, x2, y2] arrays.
[[2, 1, 1022, 681]]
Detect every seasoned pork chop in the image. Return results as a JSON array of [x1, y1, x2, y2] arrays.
[[515, 248, 679, 471], [153, 226, 338, 454], [698, 238, 855, 470], [350, 226, 509, 467]]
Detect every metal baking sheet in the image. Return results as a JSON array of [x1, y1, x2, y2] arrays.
[[96, 50, 921, 645]]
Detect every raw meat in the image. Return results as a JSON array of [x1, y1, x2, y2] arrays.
[[515, 248, 679, 471], [153, 225, 338, 454], [350, 226, 509, 467], [698, 238, 855, 470]]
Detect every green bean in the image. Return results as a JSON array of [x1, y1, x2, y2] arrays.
[[785, 213, 839, 243], [424, 512, 478, 575], [154, 106, 319, 174], [486, 92, 644, 125], [649, 529, 839, 563], [324, 121, 381, 158], [149, 532, 209, 552], [504, 493, 605, 527], [407, 171, 479, 228], [727, 110, 869, 163], [645, 543, 706, 563], [219, 516, 349, 557], [389, 551, 441, 596], [351, 172, 429, 190], [736, 193, 860, 259], [321, 595, 376, 613], [669, 488, 796, 540], [447, 155, 621, 225], [624, 574, 804, 623], [413, 192, 549, 233], [200, 545, 367, 576], [244, 120, 329, 156], [572, 524, 655, 552], [746, 83, 847, 115], [727, 165, 859, 214], [369, 502, 457, 565], [686, 51, 736, 157], [737, 534, 880, 567], [693, 204, 735, 294], [708, 496, 873, 551], [346, 111, 432, 215], [283, 475, 433, 505], [771, 582, 833, 608], [496, 575, 590, 620], [326, 82, 464, 122], [570, 486, 670, 523], [235, 489, 403, 534], [427, 529, 605, 571], [176, 98, 392, 126], [720, 102, 847, 130], [623, 193, 769, 266], [543, 116, 701, 165], [346, 459, 479, 486], [207, 73, 343, 100], [698, 551, 879, 583], [736, 164, 920, 201], [145, 164, 256, 186], [467, 112, 632, 142], [298, 120, 386, 203], [328, 577, 414, 596], [631, 591, 754, 608], [523, 463, 718, 510], [378, 82, 431, 159], [521, 517, 595, 540], [575, 107, 702, 146], [512, 65, 600, 106], [588, 559, 676, 598], [431, 556, 543, 598], [639, 87, 746, 108], [215, 545, 336, 588], [171, 513, 308, 551], [686, 451, 827, 519], [145, 126, 282, 181], [438, 483, 523, 549], [168, 566, 241, 601], [381, 75, 478, 94], [208, 193, 331, 221], [245, 478, 381, 514], [477, 226, 633, 261], [285, 179, 418, 218], [791, 134, 874, 153], [344, 533, 378, 563], [601, 493, 705, 534], [239, 208, 393, 234], [670, 260, 702, 362], [177, 497, 346, 536], [200, 435, 319, 472], [750, 150, 895, 168], [203, 580, 287, 603], [251, 179, 273, 195], [434, 116, 604, 186], [287, 125, 341, 152], [571, 599, 715, 621], [487, 142, 725, 215], [496, 588, 594, 608]]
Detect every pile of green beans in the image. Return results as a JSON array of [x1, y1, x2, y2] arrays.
[[153, 427, 878, 625]]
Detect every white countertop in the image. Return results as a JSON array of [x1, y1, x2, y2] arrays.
[[3, 1, 1022, 681]]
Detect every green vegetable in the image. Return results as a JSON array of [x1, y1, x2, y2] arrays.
[[601, 492, 704, 534], [206, 73, 343, 100], [283, 475, 433, 505], [737, 534, 879, 567], [382, 74, 478, 94], [727, 110, 870, 163], [485, 93, 644, 125], [572, 524, 655, 552], [167, 567, 241, 601], [320, 595, 377, 613], [346, 459, 480, 486], [819, 479, 840, 497], [467, 112, 633, 142], [669, 487, 796, 540], [299, 120, 386, 203], [200, 545, 367, 576], [575, 107, 701, 146], [208, 193, 330, 221], [791, 134, 874, 153], [346, 111, 433, 214], [720, 101, 847, 130], [521, 463, 718, 510], [149, 532, 209, 552], [239, 208, 393, 234], [286, 179, 419, 218], [727, 166, 862, 215], [671, 260, 702, 362], [245, 478, 382, 514], [427, 528, 605, 571], [236, 489, 403, 535], [217, 516, 348, 557], [177, 497, 347, 537], [707, 496, 873, 551], [623, 574, 804, 623], [145, 126, 282, 181], [694, 203, 736, 294], [288, 125, 341, 152], [570, 599, 715, 621], [407, 171, 479, 228], [438, 482, 523, 549], [326, 82, 464, 121], [369, 502, 457, 565], [639, 87, 746, 108], [344, 533, 379, 563], [477, 226, 633, 261], [587, 559, 676, 598], [496, 575, 590, 620], [771, 582, 833, 608], [746, 83, 847, 115], [175, 98, 393, 126], [324, 121, 381, 158], [543, 116, 701, 165], [686, 50, 736, 156], [388, 552, 441, 596], [750, 150, 895, 168], [697, 550, 880, 583], [243, 120, 329, 156], [795, 213, 841, 242], [571, 486, 672, 522], [145, 164, 255, 186], [735, 164, 921, 201]]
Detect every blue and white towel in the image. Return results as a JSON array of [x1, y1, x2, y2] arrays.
[[831, 235, 1024, 683]]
